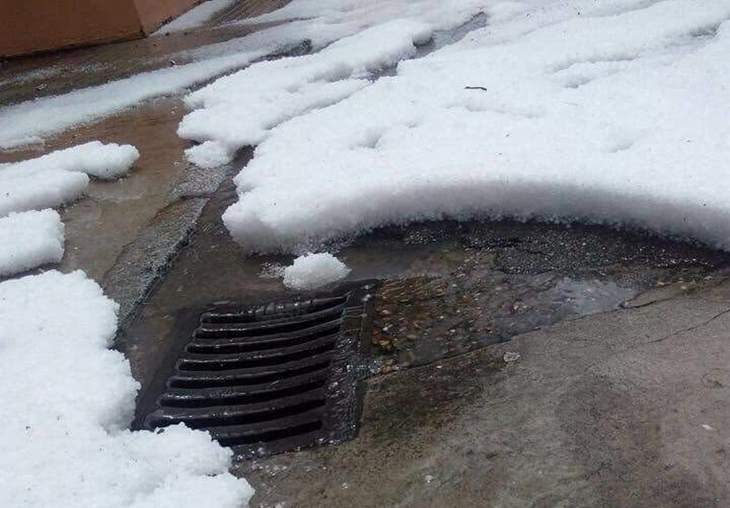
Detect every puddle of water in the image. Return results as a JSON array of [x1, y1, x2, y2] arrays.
[[338, 220, 728, 369], [548, 277, 637, 315]]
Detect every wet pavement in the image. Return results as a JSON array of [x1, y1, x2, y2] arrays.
[[0, 0, 289, 106], [4, 3, 730, 507], [120, 161, 730, 507], [236, 276, 730, 508], [121, 164, 730, 385], [0, 0, 298, 320]]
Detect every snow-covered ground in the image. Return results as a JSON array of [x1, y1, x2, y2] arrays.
[[0, 142, 137, 275], [236, 0, 489, 49], [0, 54, 270, 150], [178, 0, 488, 166], [179, 19, 433, 167], [0, 271, 253, 508], [181, 0, 730, 254], [0, 0, 482, 152]]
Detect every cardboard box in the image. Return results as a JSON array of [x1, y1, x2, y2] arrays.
[[0, 0, 201, 58]]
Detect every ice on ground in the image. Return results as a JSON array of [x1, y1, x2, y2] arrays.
[[154, 0, 237, 35], [283, 253, 351, 290], [0, 210, 64, 277], [178, 19, 435, 166], [0, 141, 138, 216], [218, 0, 730, 253], [0, 270, 254, 508]]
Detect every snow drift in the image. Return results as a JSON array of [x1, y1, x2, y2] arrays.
[[213, 0, 730, 253]]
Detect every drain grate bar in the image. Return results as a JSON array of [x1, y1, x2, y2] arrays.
[[187, 320, 342, 350], [159, 371, 330, 407], [201, 296, 348, 324], [146, 390, 327, 429], [135, 282, 375, 457], [194, 309, 346, 338], [209, 411, 325, 448], [168, 355, 333, 389]]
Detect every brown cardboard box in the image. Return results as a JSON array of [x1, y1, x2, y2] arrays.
[[0, 0, 201, 58]]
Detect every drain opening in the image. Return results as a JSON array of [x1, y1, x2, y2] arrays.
[[135, 282, 376, 457]]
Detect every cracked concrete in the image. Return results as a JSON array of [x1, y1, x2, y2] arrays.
[[239, 277, 730, 508]]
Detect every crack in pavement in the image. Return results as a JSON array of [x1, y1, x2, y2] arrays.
[[648, 306, 730, 345]]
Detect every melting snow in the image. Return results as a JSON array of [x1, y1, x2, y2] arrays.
[[238, 0, 489, 49], [179, 0, 490, 167], [209, 0, 730, 253], [4, 1, 730, 508], [0, 210, 64, 277], [0, 141, 139, 216], [0, 142, 137, 275], [0, 270, 254, 508], [0, 54, 269, 150], [179, 19, 433, 166], [283, 253, 351, 290]]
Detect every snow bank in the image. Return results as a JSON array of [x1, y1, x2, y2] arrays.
[[0, 141, 138, 216], [283, 253, 351, 290], [154, 0, 237, 35], [0, 210, 64, 277], [0, 270, 254, 508], [220, 0, 730, 253], [178, 19, 433, 166]]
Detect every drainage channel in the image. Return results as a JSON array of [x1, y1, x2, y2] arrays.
[[134, 282, 376, 457], [123, 130, 729, 465]]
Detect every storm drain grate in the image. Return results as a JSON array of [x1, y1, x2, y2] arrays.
[[135, 282, 376, 457]]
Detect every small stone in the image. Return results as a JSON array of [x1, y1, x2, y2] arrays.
[[503, 351, 521, 363], [425, 475, 434, 483]]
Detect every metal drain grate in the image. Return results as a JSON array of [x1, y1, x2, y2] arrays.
[[135, 282, 376, 457]]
